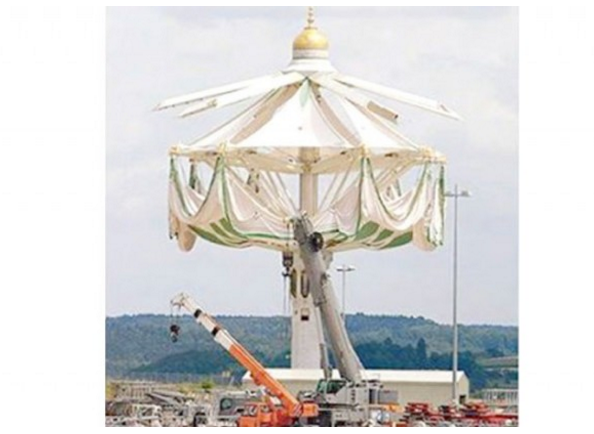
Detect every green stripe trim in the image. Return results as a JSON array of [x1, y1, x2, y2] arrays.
[[354, 221, 380, 241], [381, 232, 413, 249], [373, 228, 394, 243], [219, 218, 245, 239], [190, 226, 231, 247]]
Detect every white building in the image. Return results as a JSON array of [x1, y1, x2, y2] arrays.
[[242, 369, 469, 408]]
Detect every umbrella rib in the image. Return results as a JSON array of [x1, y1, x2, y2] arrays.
[[334, 73, 462, 120], [179, 72, 304, 118], [311, 73, 400, 124], [155, 73, 281, 111]]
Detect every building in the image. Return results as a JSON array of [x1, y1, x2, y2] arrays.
[[242, 369, 469, 408]]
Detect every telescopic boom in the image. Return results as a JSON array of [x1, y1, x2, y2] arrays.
[[292, 215, 364, 384], [170, 293, 301, 416]]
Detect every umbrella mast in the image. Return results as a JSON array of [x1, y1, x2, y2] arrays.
[[288, 7, 329, 369]]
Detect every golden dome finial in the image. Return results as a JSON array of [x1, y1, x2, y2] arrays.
[[292, 7, 329, 55]]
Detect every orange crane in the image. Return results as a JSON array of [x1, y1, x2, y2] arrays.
[[170, 293, 319, 427]]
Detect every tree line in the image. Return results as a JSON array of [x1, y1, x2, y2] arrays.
[[106, 314, 518, 391]]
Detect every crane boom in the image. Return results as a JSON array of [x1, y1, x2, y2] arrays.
[[170, 293, 301, 415], [292, 215, 364, 384]]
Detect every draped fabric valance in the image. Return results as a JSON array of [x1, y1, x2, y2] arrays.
[[169, 155, 444, 253]]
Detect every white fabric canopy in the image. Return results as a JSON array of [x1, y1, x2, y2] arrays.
[[161, 69, 452, 253], [168, 73, 445, 175]]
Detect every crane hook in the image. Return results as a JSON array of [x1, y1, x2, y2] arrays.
[[169, 323, 180, 343]]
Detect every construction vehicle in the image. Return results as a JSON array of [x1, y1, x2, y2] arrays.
[[170, 293, 319, 427], [291, 215, 399, 426], [170, 214, 398, 426]]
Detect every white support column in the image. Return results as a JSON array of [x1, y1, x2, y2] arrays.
[[290, 256, 324, 368], [290, 149, 324, 369]]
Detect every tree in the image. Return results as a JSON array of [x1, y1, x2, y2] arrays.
[[416, 338, 428, 368]]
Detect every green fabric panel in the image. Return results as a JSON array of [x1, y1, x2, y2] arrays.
[[355, 221, 380, 241], [381, 232, 413, 249], [210, 222, 237, 242], [374, 228, 394, 243], [219, 220, 290, 243], [170, 162, 192, 217], [191, 226, 230, 247], [169, 157, 176, 181], [240, 231, 291, 241], [218, 217, 245, 239]]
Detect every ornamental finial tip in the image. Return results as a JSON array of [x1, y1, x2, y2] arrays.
[[307, 7, 315, 28]]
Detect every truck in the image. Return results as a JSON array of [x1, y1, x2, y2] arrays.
[[292, 215, 398, 426]]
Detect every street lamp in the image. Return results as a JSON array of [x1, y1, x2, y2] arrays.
[[336, 264, 356, 321], [444, 184, 471, 407]]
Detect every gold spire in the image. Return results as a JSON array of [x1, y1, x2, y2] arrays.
[[306, 6, 315, 28], [292, 7, 329, 52]]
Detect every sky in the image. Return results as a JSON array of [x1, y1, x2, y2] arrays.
[[106, 6, 518, 325]]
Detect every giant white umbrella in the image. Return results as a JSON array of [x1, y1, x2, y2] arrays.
[[157, 8, 458, 369]]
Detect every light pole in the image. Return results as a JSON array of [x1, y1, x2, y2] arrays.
[[336, 264, 356, 321], [444, 184, 471, 407]]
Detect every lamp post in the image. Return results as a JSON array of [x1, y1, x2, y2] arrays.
[[336, 264, 356, 321], [444, 184, 471, 407]]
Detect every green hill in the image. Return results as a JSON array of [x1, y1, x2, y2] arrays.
[[106, 313, 517, 391]]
